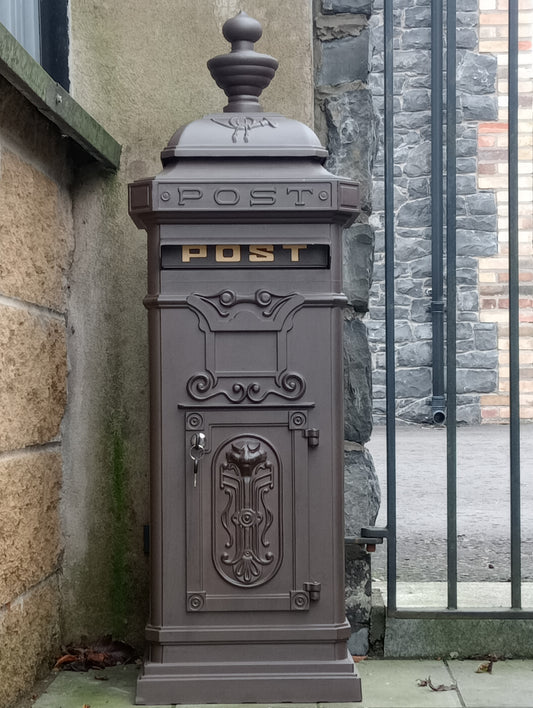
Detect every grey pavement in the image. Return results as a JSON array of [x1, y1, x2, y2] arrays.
[[367, 424, 533, 584], [30, 662, 533, 708]]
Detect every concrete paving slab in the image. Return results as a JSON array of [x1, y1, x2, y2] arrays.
[[447, 660, 533, 708], [32, 665, 171, 708], [29, 660, 533, 708], [357, 659, 461, 708], [31, 665, 359, 708]]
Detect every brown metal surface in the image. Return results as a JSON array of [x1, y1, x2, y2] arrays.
[[129, 11, 362, 705]]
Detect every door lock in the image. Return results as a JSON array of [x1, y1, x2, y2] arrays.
[[190, 432, 206, 488]]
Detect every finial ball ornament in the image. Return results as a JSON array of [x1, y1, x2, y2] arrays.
[[223, 11, 263, 44], [207, 10, 278, 113]]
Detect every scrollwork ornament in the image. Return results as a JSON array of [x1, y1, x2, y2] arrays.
[[219, 290, 237, 307], [210, 116, 277, 143], [214, 436, 281, 588], [279, 371, 306, 398], [187, 372, 216, 399], [255, 289, 273, 307]]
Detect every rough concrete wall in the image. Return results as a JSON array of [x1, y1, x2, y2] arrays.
[[0, 77, 72, 707], [63, 0, 314, 645], [314, 0, 380, 655]]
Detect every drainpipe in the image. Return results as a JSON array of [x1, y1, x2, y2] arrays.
[[431, 0, 446, 425]]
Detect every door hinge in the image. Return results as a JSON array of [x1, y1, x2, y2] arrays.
[[303, 581, 321, 601], [304, 428, 319, 447]]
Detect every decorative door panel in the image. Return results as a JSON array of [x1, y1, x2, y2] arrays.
[[184, 408, 314, 612]]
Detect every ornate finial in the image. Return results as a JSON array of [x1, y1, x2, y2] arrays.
[[207, 11, 278, 113]]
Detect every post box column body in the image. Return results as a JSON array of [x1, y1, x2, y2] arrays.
[[131, 157, 361, 704], [129, 13, 361, 704]]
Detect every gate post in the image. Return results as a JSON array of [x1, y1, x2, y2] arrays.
[[129, 12, 362, 704]]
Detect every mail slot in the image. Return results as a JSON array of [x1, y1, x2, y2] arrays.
[[129, 11, 361, 705]]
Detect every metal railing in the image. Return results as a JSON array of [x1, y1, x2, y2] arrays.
[[362, 0, 527, 619]]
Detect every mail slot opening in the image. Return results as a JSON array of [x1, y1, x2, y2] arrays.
[[160, 243, 331, 269]]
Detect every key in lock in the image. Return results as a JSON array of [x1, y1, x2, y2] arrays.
[[189, 432, 206, 488]]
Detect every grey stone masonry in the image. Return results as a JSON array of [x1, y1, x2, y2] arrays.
[[344, 445, 381, 655], [368, 0, 499, 425], [315, 0, 380, 656]]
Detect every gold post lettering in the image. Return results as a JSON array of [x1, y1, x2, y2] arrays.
[[282, 244, 307, 262], [249, 245, 274, 262], [182, 245, 207, 262], [216, 245, 241, 262]]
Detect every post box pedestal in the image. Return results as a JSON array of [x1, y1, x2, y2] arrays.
[[129, 12, 362, 705]]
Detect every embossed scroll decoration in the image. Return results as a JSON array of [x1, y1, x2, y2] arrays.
[[211, 116, 277, 143], [186, 289, 306, 404], [213, 436, 282, 587]]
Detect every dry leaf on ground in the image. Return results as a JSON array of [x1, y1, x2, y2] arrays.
[[476, 660, 494, 674], [417, 676, 458, 692], [54, 636, 137, 672]]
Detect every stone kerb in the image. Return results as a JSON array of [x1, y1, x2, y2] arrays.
[[368, 0, 499, 425]]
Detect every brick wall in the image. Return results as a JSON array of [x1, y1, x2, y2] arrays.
[[477, 0, 533, 420], [0, 78, 72, 707]]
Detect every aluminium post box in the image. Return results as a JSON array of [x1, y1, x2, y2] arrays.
[[129, 12, 362, 705]]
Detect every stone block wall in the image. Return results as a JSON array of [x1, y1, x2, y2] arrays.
[[368, 0, 502, 425], [314, 0, 381, 655], [476, 0, 533, 420], [0, 78, 72, 707]]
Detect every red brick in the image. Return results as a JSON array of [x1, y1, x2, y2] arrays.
[[479, 135, 496, 147], [482, 407, 500, 419], [482, 298, 498, 309], [479, 122, 509, 133]]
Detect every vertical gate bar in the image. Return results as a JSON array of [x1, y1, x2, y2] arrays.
[[384, 0, 397, 613], [508, 0, 521, 609], [431, 0, 445, 423], [446, 0, 458, 610]]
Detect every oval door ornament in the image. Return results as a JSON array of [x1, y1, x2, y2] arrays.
[[213, 435, 282, 587]]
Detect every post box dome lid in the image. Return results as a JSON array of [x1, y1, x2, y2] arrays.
[[161, 12, 328, 164], [161, 114, 327, 163]]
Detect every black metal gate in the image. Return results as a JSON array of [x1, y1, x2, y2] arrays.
[[362, 0, 531, 618]]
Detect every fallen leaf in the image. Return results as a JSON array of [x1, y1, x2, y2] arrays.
[[417, 676, 457, 692], [352, 655, 367, 663], [53, 654, 79, 669], [476, 660, 494, 674], [54, 636, 138, 672]]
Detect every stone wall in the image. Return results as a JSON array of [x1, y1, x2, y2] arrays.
[[0, 78, 72, 707], [368, 0, 501, 425], [314, 0, 381, 655]]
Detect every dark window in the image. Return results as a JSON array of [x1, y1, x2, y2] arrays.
[[39, 0, 69, 90], [0, 0, 69, 90]]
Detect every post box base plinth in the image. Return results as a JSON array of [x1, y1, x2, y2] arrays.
[[135, 660, 362, 705]]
